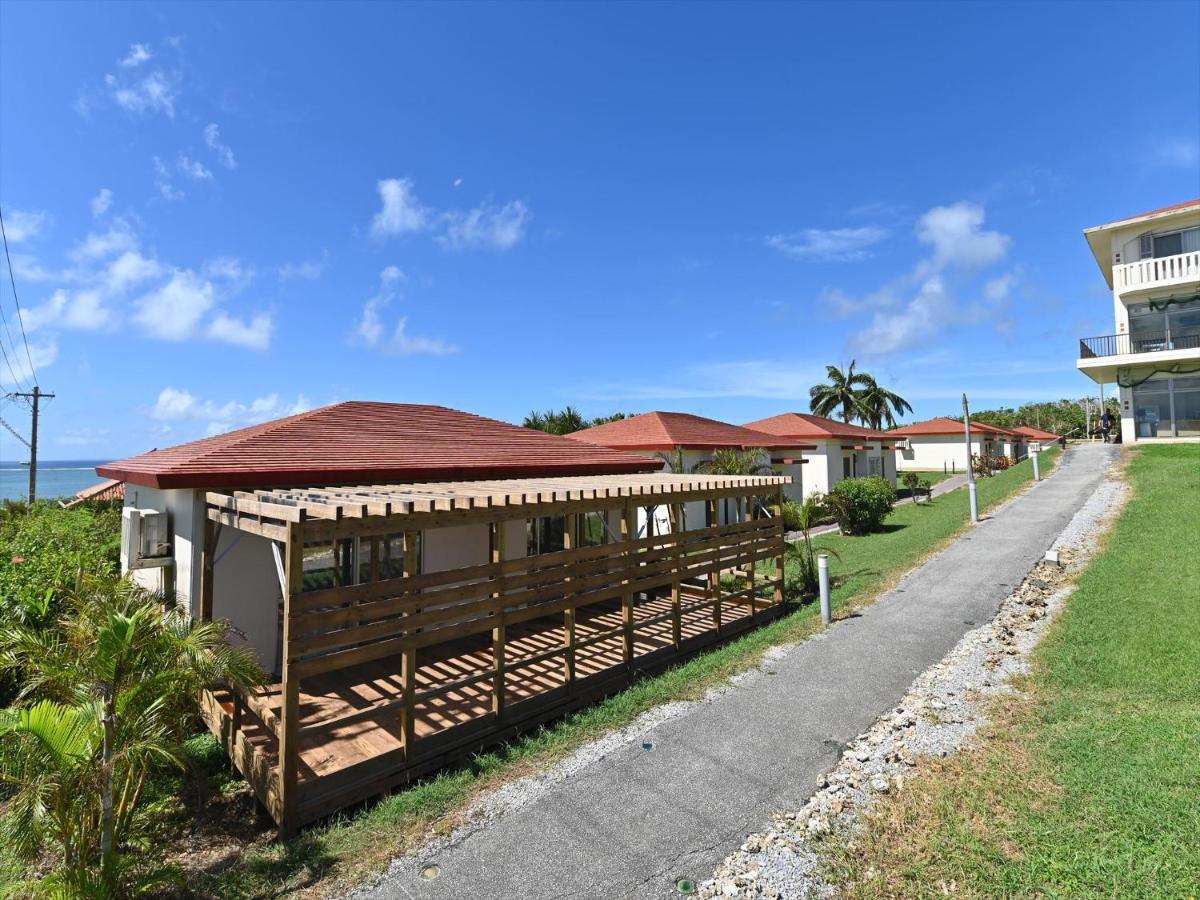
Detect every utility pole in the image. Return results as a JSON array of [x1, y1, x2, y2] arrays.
[[7, 385, 54, 502], [963, 392, 979, 524]]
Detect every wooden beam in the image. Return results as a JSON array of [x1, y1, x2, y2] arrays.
[[621, 499, 635, 666], [490, 521, 506, 720], [774, 486, 786, 607], [562, 513, 577, 690], [278, 520, 303, 839], [708, 498, 722, 632], [199, 519, 221, 622], [671, 503, 682, 649]]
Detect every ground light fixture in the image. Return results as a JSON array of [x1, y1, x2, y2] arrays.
[[675, 876, 697, 894], [419, 864, 441, 880]]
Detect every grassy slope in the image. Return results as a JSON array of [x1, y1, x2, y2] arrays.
[[831, 443, 1200, 897], [201, 448, 1061, 898]]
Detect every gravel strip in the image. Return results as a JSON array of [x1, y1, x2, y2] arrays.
[[698, 455, 1129, 899]]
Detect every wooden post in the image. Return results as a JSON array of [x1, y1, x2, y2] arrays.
[[278, 520, 304, 838], [199, 520, 221, 622], [743, 492, 756, 617], [708, 498, 721, 631], [621, 500, 635, 666], [401, 530, 419, 760], [670, 502, 682, 649], [562, 513, 577, 690], [490, 521, 506, 719], [774, 486, 785, 606]]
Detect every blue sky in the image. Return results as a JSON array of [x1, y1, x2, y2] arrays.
[[1, 0, 1198, 461]]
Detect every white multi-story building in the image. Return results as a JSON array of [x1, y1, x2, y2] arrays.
[[1079, 200, 1200, 441]]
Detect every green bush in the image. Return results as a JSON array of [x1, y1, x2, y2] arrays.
[[781, 500, 804, 531], [0, 500, 121, 630], [827, 476, 896, 535]]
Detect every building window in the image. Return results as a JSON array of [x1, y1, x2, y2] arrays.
[[868, 456, 883, 477], [1143, 226, 1200, 259], [842, 456, 851, 479], [527, 516, 566, 556], [1131, 375, 1200, 438]]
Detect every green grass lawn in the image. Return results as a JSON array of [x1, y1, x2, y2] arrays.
[[196, 447, 1061, 898], [828, 443, 1200, 897], [894, 469, 956, 501]]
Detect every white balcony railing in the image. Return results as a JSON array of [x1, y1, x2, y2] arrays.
[[1115, 250, 1200, 293]]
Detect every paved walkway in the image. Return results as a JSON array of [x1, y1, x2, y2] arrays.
[[361, 444, 1118, 900]]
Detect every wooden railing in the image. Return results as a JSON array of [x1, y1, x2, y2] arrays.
[[1115, 250, 1200, 293]]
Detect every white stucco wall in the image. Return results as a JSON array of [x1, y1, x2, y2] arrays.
[[895, 435, 983, 473]]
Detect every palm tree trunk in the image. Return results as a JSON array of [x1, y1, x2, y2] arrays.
[[100, 699, 115, 879]]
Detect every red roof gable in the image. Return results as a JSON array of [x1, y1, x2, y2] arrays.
[[740, 412, 895, 442], [1010, 425, 1061, 441], [1086, 198, 1200, 232], [890, 416, 1023, 438], [98, 401, 658, 489], [571, 411, 812, 451]]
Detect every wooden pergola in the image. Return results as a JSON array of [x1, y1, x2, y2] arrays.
[[198, 472, 790, 835]]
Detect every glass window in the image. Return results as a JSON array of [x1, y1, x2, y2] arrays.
[[527, 516, 566, 556], [842, 456, 851, 479], [1174, 383, 1200, 437], [1131, 383, 1171, 438], [1153, 231, 1183, 258]]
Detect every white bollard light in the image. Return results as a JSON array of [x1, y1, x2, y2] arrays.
[[818, 553, 831, 625], [968, 481, 979, 523]]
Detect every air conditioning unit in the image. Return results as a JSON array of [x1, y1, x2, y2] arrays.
[[122, 508, 172, 570]]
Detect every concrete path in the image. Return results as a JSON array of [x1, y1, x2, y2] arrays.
[[361, 444, 1118, 900]]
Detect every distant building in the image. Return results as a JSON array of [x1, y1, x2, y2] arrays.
[[1079, 200, 1200, 440], [890, 417, 1026, 472], [60, 478, 125, 508], [740, 412, 898, 496]]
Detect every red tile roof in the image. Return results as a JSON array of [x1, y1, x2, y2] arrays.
[[61, 478, 125, 508], [1085, 198, 1200, 232], [98, 401, 659, 489], [570, 411, 813, 451], [889, 416, 1023, 439], [1010, 425, 1062, 442], [740, 412, 896, 442]]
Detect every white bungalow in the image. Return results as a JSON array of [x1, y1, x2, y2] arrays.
[[740, 412, 899, 497], [891, 416, 1026, 473]]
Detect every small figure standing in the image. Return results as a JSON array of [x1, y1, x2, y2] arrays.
[[1101, 410, 1114, 443]]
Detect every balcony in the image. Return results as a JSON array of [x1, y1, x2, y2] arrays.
[[1114, 250, 1200, 294], [1079, 331, 1200, 359]]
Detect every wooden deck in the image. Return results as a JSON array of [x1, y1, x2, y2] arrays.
[[199, 475, 788, 833], [203, 585, 772, 826]]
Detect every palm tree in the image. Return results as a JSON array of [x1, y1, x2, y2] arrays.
[[853, 373, 913, 430], [0, 576, 263, 895], [694, 448, 775, 523], [809, 361, 866, 422], [784, 493, 838, 598]]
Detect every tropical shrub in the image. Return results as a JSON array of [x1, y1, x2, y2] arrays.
[[901, 471, 922, 502], [0, 576, 264, 897], [827, 477, 896, 535], [783, 493, 839, 599]]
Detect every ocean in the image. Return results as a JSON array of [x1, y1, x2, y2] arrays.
[[0, 460, 109, 502]]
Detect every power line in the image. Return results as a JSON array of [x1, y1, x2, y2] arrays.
[[0, 204, 36, 387]]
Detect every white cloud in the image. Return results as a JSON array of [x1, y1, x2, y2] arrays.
[[368, 178, 532, 251], [3, 209, 47, 243], [826, 201, 1015, 358], [153, 157, 183, 201], [177, 155, 213, 181], [207, 312, 273, 350], [765, 226, 888, 262], [1150, 137, 1199, 169], [279, 254, 328, 281], [203, 256, 254, 291], [370, 178, 429, 239], [354, 266, 457, 356], [119, 43, 152, 68], [71, 220, 138, 262], [203, 123, 237, 169], [0, 338, 57, 390], [133, 270, 215, 340], [440, 200, 531, 251], [150, 386, 310, 436], [91, 188, 114, 218], [104, 250, 163, 294], [106, 68, 179, 117], [915, 202, 1010, 273]]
